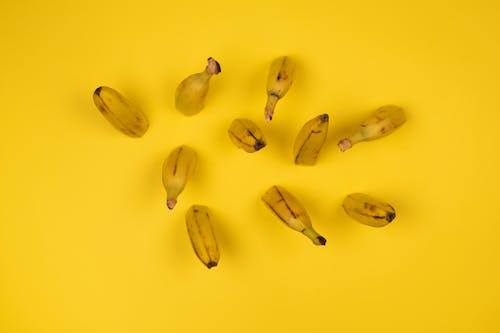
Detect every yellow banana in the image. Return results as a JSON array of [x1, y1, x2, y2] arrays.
[[338, 105, 406, 151], [262, 185, 326, 245], [293, 114, 329, 165], [342, 193, 396, 227], [264, 56, 295, 121], [92, 86, 149, 137], [185, 205, 220, 269], [162, 145, 197, 210], [228, 118, 267, 153], [175, 57, 221, 116]]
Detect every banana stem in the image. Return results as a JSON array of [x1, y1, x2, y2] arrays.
[[302, 228, 327, 246], [338, 132, 365, 152], [167, 198, 177, 210], [264, 94, 279, 121]]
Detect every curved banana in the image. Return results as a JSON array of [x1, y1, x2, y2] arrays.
[[186, 205, 220, 269], [228, 118, 266, 153], [175, 57, 221, 116], [343, 193, 396, 227], [338, 105, 406, 151], [262, 185, 326, 245], [92, 86, 149, 137], [293, 114, 329, 165], [162, 145, 197, 210], [264, 56, 295, 121]]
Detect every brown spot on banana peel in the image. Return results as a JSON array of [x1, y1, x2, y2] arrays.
[[263, 200, 289, 224], [228, 130, 257, 151], [172, 147, 183, 176], [274, 187, 297, 219], [294, 130, 324, 164]]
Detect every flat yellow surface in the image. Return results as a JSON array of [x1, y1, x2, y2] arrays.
[[1, 1, 499, 332]]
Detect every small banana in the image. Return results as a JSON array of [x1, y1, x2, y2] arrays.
[[185, 205, 220, 269], [338, 105, 406, 152], [162, 145, 197, 210], [92, 86, 149, 137], [343, 193, 396, 227], [262, 185, 326, 245], [264, 56, 295, 121], [175, 57, 221, 116], [228, 118, 266, 153], [293, 114, 329, 165]]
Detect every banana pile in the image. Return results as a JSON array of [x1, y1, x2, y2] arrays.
[[92, 56, 407, 269]]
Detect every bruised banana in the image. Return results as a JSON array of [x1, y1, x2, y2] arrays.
[[92, 86, 149, 137], [338, 105, 406, 152], [264, 56, 295, 121], [175, 57, 221, 116], [228, 118, 266, 153], [293, 114, 329, 165], [343, 193, 396, 227], [262, 185, 326, 245], [186, 205, 220, 269], [162, 145, 197, 210]]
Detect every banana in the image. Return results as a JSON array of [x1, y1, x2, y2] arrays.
[[185, 205, 220, 269], [262, 185, 326, 245], [228, 118, 267, 153], [338, 105, 406, 151], [175, 57, 221, 116], [293, 114, 329, 165], [162, 145, 197, 210], [92, 86, 149, 137], [342, 193, 396, 227], [264, 56, 295, 121]]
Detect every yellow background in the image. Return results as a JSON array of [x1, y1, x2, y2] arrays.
[[1, 0, 499, 332]]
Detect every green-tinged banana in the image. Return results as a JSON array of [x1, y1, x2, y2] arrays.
[[92, 86, 149, 137], [343, 193, 396, 227], [175, 57, 221, 116], [264, 56, 295, 121], [228, 118, 266, 153], [262, 185, 326, 245], [162, 145, 197, 210], [185, 205, 220, 269], [293, 114, 330, 165], [338, 105, 406, 152]]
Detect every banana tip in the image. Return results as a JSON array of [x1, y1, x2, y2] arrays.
[[206, 261, 218, 269], [338, 139, 352, 152], [254, 140, 266, 151], [166, 199, 177, 210], [319, 114, 329, 122], [386, 212, 396, 222], [94, 86, 102, 96], [317, 236, 327, 246]]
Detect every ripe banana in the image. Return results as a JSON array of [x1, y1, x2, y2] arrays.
[[262, 185, 326, 245], [228, 118, 266, 153], [185, 205, 220, 269], [343, 193, 396, 227], [175, 57, 221, 116], [264, 56, 295, 121], [92, 86, 149, 137], [293, 114, 329, 165], [162, 145, 197, 210], [338, 105, 406, 152]]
